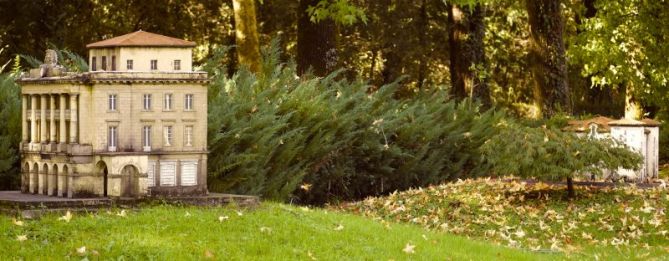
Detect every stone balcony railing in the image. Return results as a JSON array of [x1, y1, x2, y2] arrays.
[[20, 141, 92, 154], [26, 109, 72, 121]]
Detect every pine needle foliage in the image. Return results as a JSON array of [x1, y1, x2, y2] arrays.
[[480, 122, 643, 181], [206, 43, 505, 203], [0, 51, 21, 189]]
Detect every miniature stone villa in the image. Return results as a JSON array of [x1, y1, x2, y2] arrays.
[[19, 31, 208, 198], [565, 116, 660, 181]]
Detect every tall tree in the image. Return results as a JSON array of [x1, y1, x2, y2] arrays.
[[448, 3, 489, 106], [526, 0, 571, 118], [297, 0, 339, 76], [572, 1, 669, 120], [232, 0, 262, 73]]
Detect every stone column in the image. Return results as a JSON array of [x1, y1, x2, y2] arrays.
[[30, 95, 36, 144], [59, 94, 67, 144], [57, 167, 66, 197], [49, 94, 56, 143], [69, 94, 78, 143], [67, 172, 74, 198], [21, 95, 27, 142], [38, 166, 45, 195], [29, 167, 37, 194], [40, 94, 47, 143]]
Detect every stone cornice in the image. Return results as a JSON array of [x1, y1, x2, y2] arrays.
[[18, 71, 210, 85]]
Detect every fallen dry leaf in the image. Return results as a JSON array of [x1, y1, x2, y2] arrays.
[[402, 243, 415, 254], [334, 224, 344, 231], [59, 211, 72, 222], [12, 219, 24, 226]]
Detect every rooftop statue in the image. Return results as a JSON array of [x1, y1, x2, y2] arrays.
[[29, 49, 67, 78]]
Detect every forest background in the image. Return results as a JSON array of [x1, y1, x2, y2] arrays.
[[0, 0, 665, 203]]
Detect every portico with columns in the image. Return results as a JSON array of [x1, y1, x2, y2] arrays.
[[20, 90, 80, 197], [22, 93, 78, 149]]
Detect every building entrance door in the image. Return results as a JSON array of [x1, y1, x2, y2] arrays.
[[121, 165, 139, 197]]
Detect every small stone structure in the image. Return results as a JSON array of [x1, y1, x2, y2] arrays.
[[565, 116, 660, 181], [18, 31, 208, 198], [28, 49, 67, 78]]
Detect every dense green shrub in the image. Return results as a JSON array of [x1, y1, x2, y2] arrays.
[[206, 45, 504, 203], [0, 55, 21, 190]]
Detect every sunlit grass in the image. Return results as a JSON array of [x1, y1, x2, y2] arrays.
[[0, 202, 547, 260]]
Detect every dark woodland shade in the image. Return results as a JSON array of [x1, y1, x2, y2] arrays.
[[297, 0, 338, 77]]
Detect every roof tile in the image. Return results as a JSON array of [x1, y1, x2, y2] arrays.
[[86, 31, 196, 48]]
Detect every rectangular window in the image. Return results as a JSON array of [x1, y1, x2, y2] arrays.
[[184, 94, 193, 111], [164, 94, 172, 110], [150, 59, 158, 70], [164, 126, 173, 146], [111, 56, 116, 71], [101, 56, 107, 70], [143, 126, 152, 151], [127, 59, 133, 70], [159, 161, 176, 186], [92, 57, 97, 71], [108, 94, 117, 111], [184, 125, 193, 146], [108, 126, 117, 151], [180, 161, 198, 186], [174, 60, 181, 71], [147, 161, 156, 187], [143, 94, 152, 110]]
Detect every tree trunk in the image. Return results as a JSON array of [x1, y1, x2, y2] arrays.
[[417, 0, 428, 89], [527, 0, 571, 118], [297, 0, 338, 77], [625, 83, 643, 119], [567, 177, 575, 198], [232, 0, 262, 73], [448, 4, 490, 106], [381, 47, 403, 84]]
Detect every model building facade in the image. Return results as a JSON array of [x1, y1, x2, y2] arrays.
[[19, 31, 208, 197]]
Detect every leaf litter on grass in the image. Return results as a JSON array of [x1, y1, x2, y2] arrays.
[[334, 178, 669, 258]]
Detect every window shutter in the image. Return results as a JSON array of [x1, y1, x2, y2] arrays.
[[160, 161, 176, 186], [181, 161, 197, 186]]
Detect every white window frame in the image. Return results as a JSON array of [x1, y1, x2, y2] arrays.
[[147, 161, 156, 187], [184, 94, 193, 111], [164, 93, 173, 110], [143, 126, 152, 151], [184, 125, 193, 147], [150, 59, 158, 70], [108, 94, 117, 111], [180, 161, 198, 186], [164, 126, 173, 146], [127, 59, 133, 70], [143, 94, 152, 111], [108, 126, 117, 152], [174, 60, 181, 71]]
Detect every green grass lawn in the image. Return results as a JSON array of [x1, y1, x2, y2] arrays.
[[0, 202, 548, 260], [334, 178, 669, 260]]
